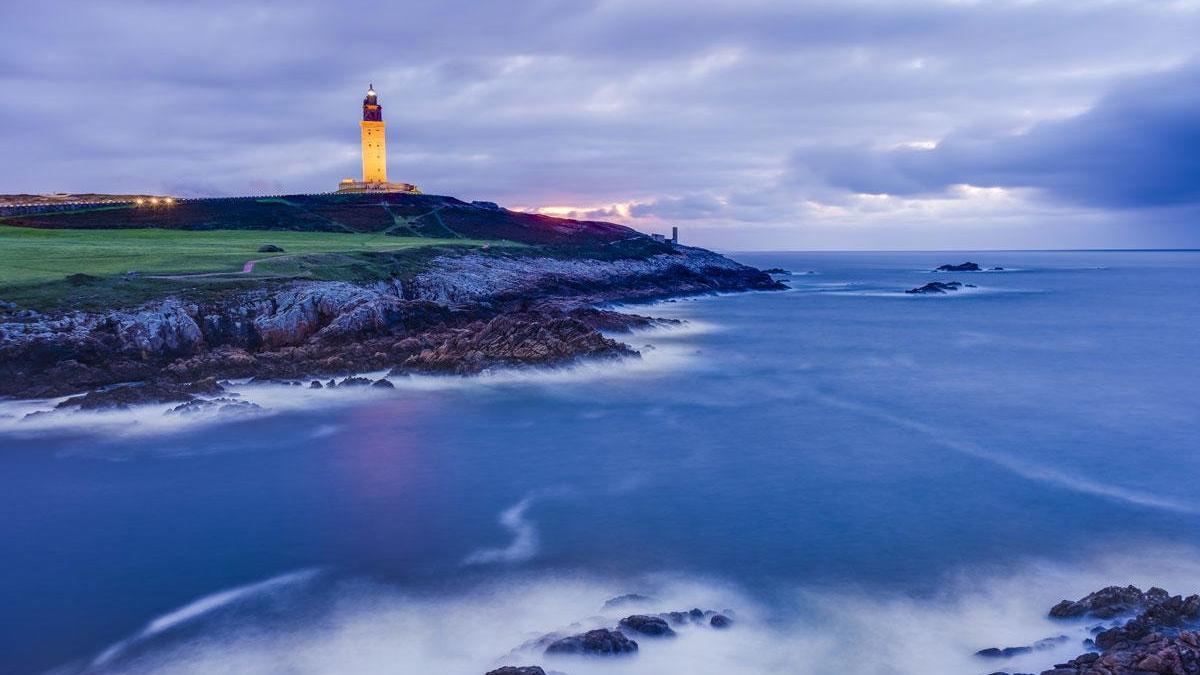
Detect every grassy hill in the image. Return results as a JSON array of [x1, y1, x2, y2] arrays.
[[0, 192, 671, 311], [0, 226, 505, 285], [1, 192, 642, 246]]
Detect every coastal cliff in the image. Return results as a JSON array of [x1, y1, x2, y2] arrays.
[[0, 243, 780, 402]]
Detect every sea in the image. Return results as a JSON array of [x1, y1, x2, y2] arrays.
[[1, 250, 1198, 675]]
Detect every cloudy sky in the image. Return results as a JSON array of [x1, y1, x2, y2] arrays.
[[5, 0, 1198, 249]]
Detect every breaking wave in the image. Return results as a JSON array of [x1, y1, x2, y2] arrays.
[[464, 491, 566, 566], [62, 550, 1200, 675], [0, 321, 702, 441]]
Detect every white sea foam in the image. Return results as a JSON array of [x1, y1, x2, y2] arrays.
[[69, 550, 1200, 675], [86, 569, 322, 671], [0, 320, 704, 441], [464, 496, 543, 566]]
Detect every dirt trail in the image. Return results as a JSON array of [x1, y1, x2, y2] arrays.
[[146, 256, 280, 281]]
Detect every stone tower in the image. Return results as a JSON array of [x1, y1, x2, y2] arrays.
[[336, 85, 419, 193], [360, 84, 387, 183]]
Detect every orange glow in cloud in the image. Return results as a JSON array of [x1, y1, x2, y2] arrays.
[[514, 202, 637, 221]]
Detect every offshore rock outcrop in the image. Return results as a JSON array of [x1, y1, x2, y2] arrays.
[[0, 246, 780, 402], [936, 261, 983, 272], [905, 280, 976, 294], [983, 585, 1200, 675]]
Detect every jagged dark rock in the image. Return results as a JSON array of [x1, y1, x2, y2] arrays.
[[566, 308, 679, 333], [977, 585, 1200, 675], [544, 628, 638, 656], [618, 615, 676, 637], [56, 379, 222, 410], [338, 376, 373, 387], [484, 667, 545, 675], [657, 607, 731, 627], [1, 242, 781, 401], [710, 614, 732, 628], [936, 262, 982, 271], [401, 313, 636, 375], [166, 398, 261, 416], [1049, 585, 1171, 619], [906, 281, 973, 294]]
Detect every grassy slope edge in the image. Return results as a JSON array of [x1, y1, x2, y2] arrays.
[[0, 192, 674, 312]]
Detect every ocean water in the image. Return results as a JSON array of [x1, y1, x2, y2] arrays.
[[1, 250, 1198, 675]]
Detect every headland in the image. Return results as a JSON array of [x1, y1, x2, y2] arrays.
[[0, 191, 782, 406]]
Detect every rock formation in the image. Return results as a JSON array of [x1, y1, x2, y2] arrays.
[[0, 246, 781, 403]]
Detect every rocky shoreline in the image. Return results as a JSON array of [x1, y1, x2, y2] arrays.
[[477, 584, 1200, 675], [0, 245, 782, 405], [978, 585, 1200, 675]]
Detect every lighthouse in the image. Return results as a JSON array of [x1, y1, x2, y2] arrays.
[[336, 85, 419, 193], [360, 84, 387, 183]]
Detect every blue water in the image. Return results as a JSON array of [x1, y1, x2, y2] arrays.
[[1, 251, 1198, 674]]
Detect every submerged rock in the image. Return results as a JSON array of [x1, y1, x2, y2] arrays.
[[257, 244, 285, 253], [710, 614, 733, 628], [935, 262, 982, 271], [977, 636, 1067, 659], [978, 646, 1034, 658], [618, 615, 676, 637], [484, 668, 545, 675], [56, 379, 224, 410], [602, 594, 655, 610], [544, 628, 638, 656]]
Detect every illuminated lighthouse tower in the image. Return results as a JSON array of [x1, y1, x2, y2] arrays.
[[360, 84, 387, 183], [337, 85, 419, 193]]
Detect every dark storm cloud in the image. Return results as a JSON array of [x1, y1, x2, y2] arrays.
[[789, 61, 1200, 209], [3, 0, 1200, 246]]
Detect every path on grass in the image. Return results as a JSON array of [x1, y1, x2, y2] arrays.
[[145, 255, 290, 281]]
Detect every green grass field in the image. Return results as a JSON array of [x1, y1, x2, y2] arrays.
[[0, 225, 525, 311], [0, 225, 505, 285]]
